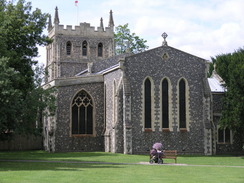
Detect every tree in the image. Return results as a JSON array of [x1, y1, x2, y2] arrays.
[[0, 0, 54, 140], [0, 57, 22, 139], [210, 48, 244, 143], [114, 23, 149, 55], [0, 0, 51, 90]]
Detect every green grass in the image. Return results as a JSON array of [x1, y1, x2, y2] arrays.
[[0, 151, 244, 183]]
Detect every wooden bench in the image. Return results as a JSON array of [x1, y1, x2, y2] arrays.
[[162, 150, 177, 163]]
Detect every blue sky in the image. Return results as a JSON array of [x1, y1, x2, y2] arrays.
[[29, 0, 244, 64]]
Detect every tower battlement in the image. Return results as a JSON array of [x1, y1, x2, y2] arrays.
[[48, 22, 114, 38], [48, 7, 114, 38]]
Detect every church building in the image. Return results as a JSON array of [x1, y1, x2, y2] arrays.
[[43, 7, 241, 155]]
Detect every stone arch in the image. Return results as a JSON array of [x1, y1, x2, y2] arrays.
[[159, 77, 173, 131], [98, 42, 103, 57], [82, 40, 88, 56], [141, 76, 155, 131], [70, 89, 96, 136], [66, 41, 72, 55], [176, 77, 190, 131]]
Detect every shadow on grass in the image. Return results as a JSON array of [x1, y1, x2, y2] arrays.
[[0, 151, 118, 162], [1, 151, 243, 166], [0, 161, 123, 172]]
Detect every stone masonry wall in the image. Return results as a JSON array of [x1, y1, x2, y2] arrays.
[[104, 69, 124, 153], [212, 94, 243, 154], [54, 81, 104, 152], [124, 46, 208, 154], [56, 36, 114, 78], [212, 93, 224, 114]]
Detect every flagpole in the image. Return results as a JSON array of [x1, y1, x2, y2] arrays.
[[77, 4, 79, 25], [75, 1, 79, 25]]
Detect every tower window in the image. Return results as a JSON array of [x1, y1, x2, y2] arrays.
[[71, 90, 93, 135], [98, 43, 103, 57], [82, 41, 87, 56], [66, 41, 72, 55]]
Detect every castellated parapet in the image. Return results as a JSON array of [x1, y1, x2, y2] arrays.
[[48, 23, 114, 39]]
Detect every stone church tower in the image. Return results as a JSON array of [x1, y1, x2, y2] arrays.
[[43, 7, 115, 152], [46, 7, 115, 82]]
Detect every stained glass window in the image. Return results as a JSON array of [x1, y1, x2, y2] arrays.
[[179, 79, 186, 128], [144, 78, 151, 128], [218, 127, 231, 143], [162, 79, 169, 128], [72, 90, 93, 135]]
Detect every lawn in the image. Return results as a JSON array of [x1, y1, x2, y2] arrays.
[[0, 151, 243, 183]]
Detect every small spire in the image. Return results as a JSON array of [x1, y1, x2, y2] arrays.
[[125, 41, 131, 53], [100, 17, 104, 31], [108, 10, 114, 27], [214, 63, 216, 71], [162, 32, 168, 46], [48, 15, 52, 31], [54, 6, 60, 25]]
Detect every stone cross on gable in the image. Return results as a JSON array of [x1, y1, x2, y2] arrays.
[[162, 32, 168, 46]]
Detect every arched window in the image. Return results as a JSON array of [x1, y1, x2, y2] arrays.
[[179, 79, 186, 129], [71, 90, 93, 135], [144, 78, 151, 128], [66, 41, 72, 55], [113, 80, 116, 124], [82, 41, 87, 56], [218, 127, 232, 144], [98, 43, 103, 57], [162, 79, 169, 128], [104, 84, 107, 130]]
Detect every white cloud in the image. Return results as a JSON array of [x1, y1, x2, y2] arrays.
[[33, 0, 244, 64]]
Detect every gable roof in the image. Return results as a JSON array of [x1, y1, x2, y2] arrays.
[[76, 53, 132, 76], [76, 45, 208, 77], [92, 53, 131, 73], [208, 71, 226, 93], [208, 78, 225, 92], [125, 45, 207, 64]]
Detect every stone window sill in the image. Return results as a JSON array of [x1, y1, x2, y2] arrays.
[[162, 128, 170, 132], [144, 128, 152, 132], [71, 134, 95, 137], [217, 142, 232, 145], [180, 128, 188, 132]]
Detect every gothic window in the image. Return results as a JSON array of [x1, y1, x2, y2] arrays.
[[71, 90, 93, 135], [104, 84, 107, 129], [113, 80, 116, 124], [162, 79, 169, 128], [82, 41, 87, 56], [98, 43, 103, 57], [144, 78, 151, 129], [218, 127, 232, 144], [66, 41, 72, 55], [179, 79, 186, 129]]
